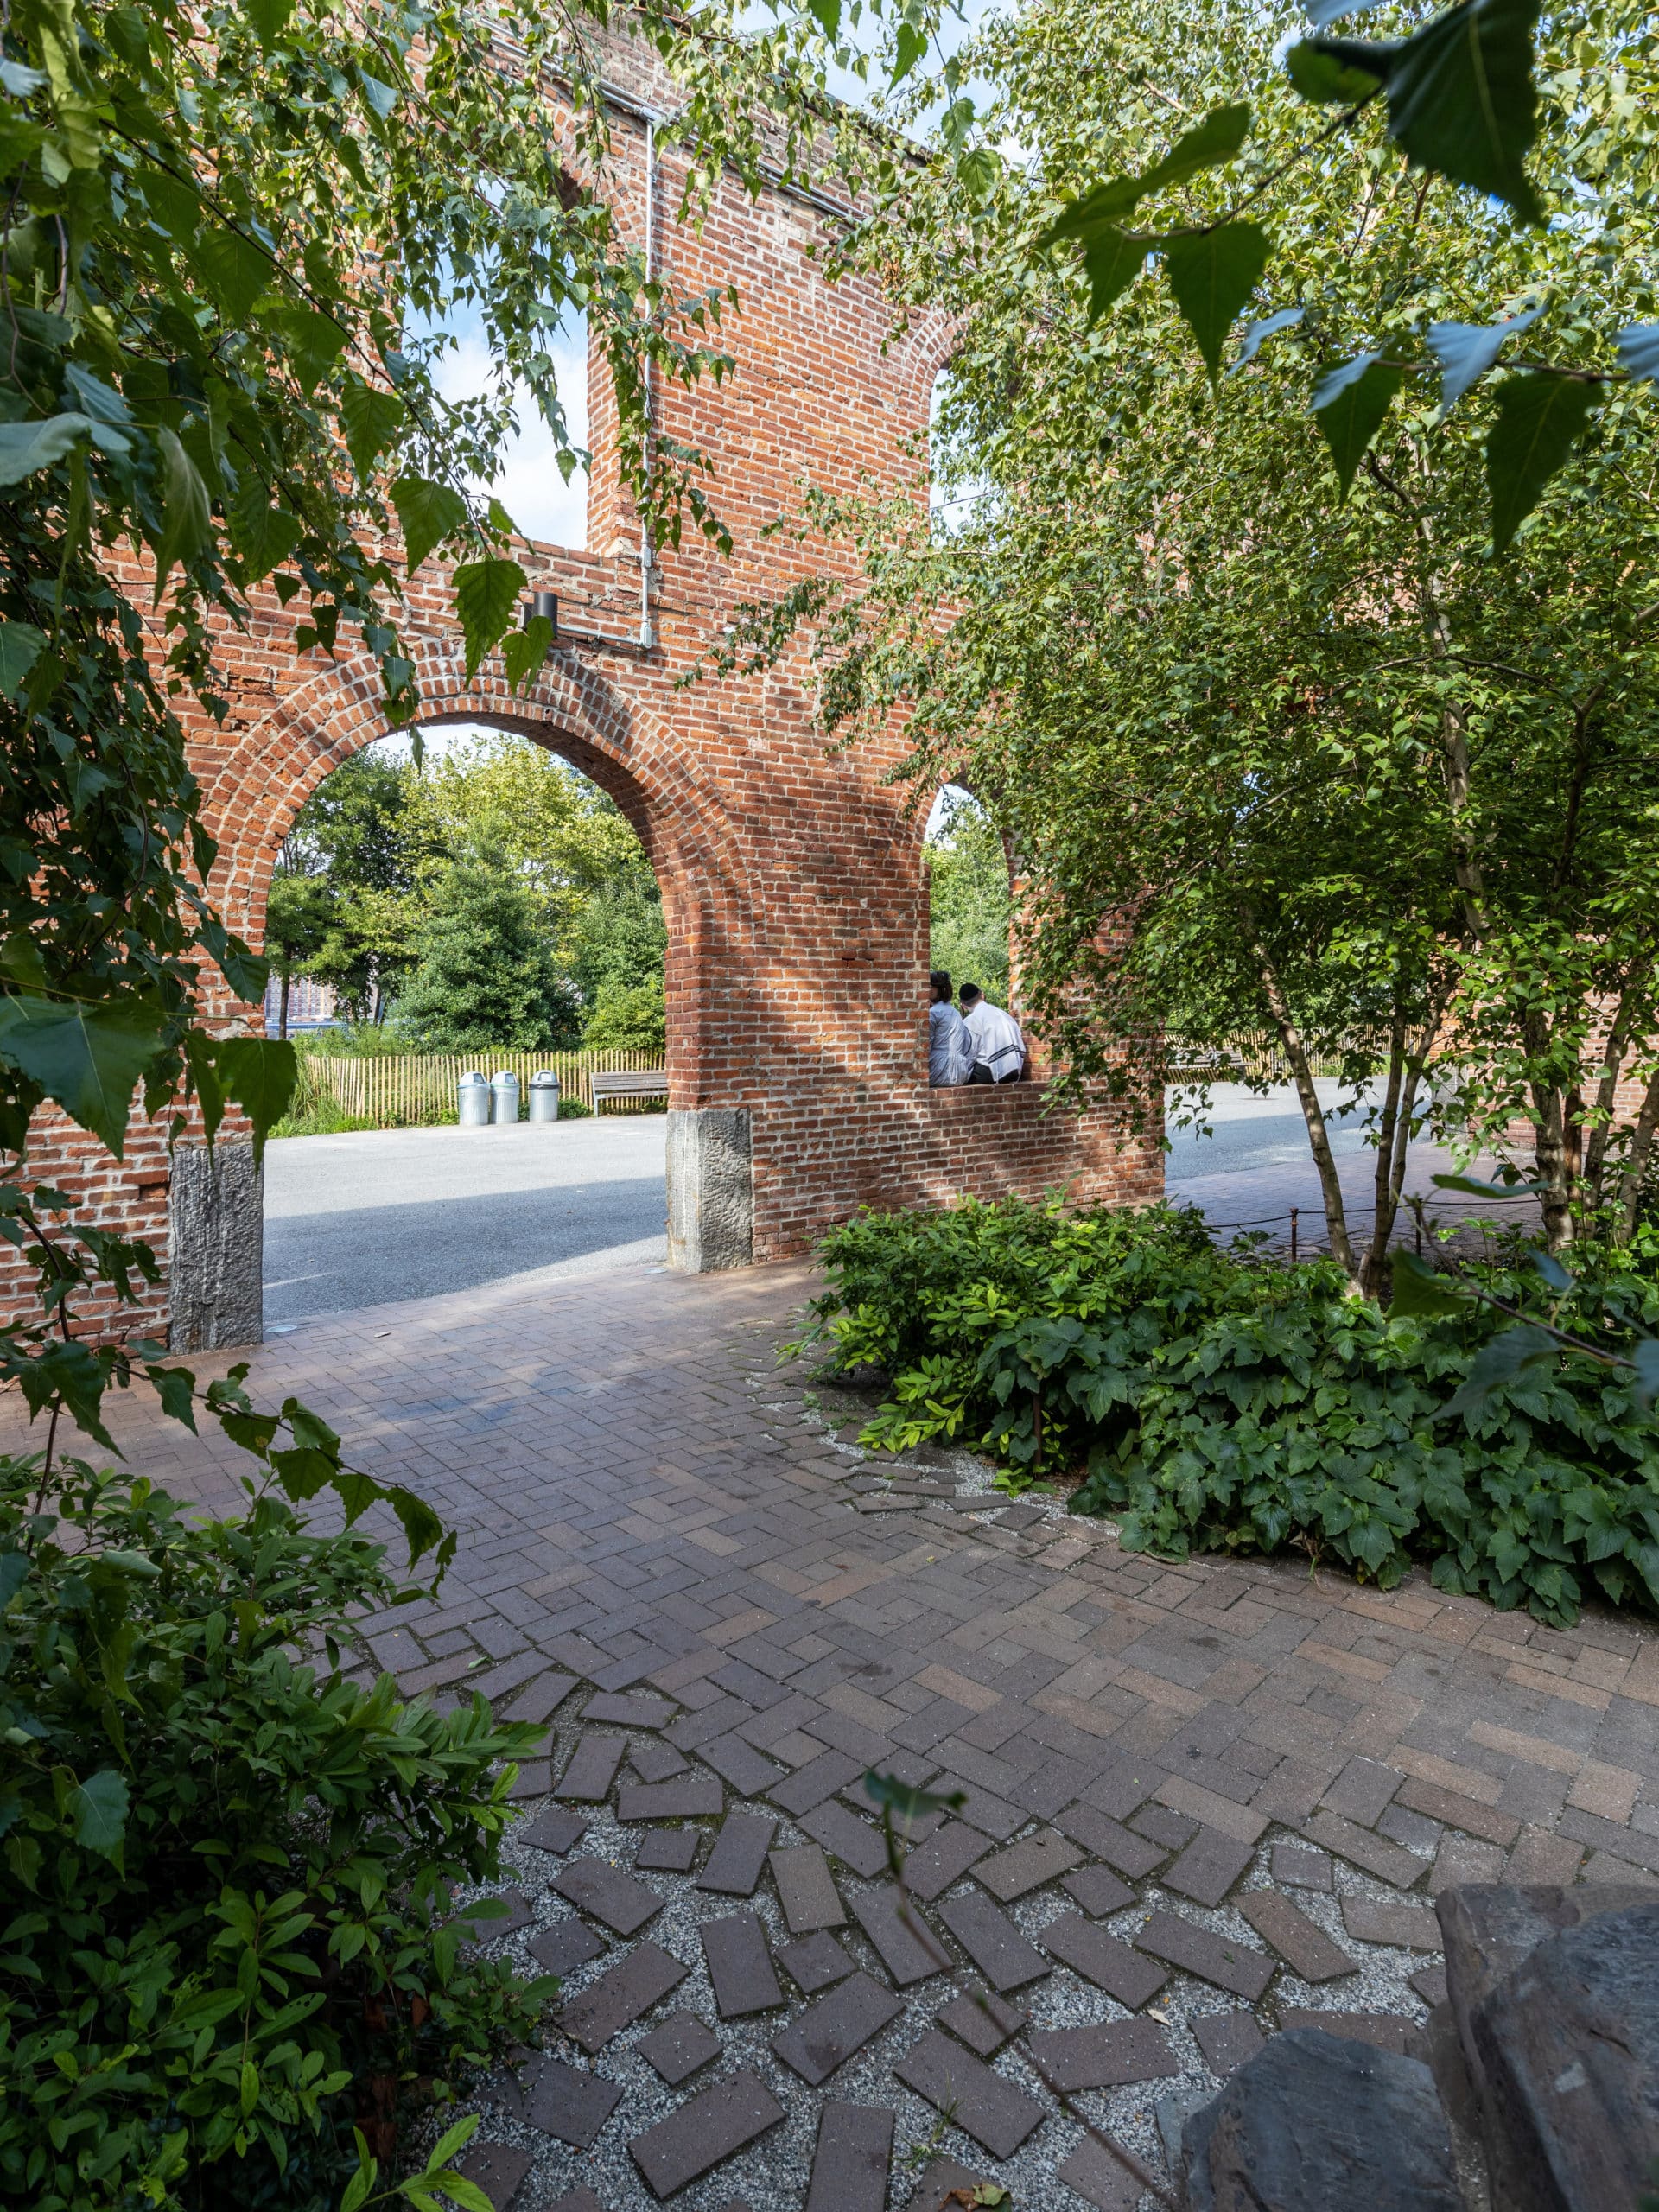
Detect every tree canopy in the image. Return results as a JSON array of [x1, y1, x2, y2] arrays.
[[711, 0, 1659, 1282]]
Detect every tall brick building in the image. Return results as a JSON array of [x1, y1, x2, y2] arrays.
[[8, 37, 1161, 1350]]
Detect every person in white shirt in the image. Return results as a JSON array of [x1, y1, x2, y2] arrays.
[[928, 970, 975, 1085], [959, 984, 1027, 1084]]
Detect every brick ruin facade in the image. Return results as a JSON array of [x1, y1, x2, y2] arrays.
[[4, 41, 1163, 1350]]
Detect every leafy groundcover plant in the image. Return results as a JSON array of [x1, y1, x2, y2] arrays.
[[792, 1198, 1659, 1628], [0, 1442, 548, 2211]]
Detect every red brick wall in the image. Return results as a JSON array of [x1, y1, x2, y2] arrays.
[[0, 52, 1162, 1335]]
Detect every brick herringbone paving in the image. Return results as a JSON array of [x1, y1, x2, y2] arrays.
[[19, 1258, 1659, 2209]]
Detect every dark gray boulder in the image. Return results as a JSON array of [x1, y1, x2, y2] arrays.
[[1182, 2026, 1461, 2212], [1468, 1903, 1659, 2212]]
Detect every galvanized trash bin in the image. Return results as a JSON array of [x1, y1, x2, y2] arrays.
[[458, 1071, 491, 1127], [490, 1069, 520, 1124], [528, 1069, 561, 1123]]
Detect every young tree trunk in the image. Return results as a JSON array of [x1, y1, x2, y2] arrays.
[[1582, 964, 1650, 1212], [278, 967, 291, 1041], [1357, 987, 1447, 1297], [1358, 1013, 1408, 1300], [1616, 1064, 1659, 1244], [1252, 941, 1360, 1289], [1530, 1076, 1576, 1251]]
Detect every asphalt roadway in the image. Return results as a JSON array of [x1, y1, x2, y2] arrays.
[[263, 1084, 1537, 1324], [262, 1117, 669, 1326]]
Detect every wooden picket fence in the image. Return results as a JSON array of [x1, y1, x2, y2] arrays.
[[301, 1048, 664, 1127], [1168, 1032, 1363, 1080]]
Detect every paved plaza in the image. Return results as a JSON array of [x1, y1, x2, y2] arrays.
[[22, 1258, 1659, 2211]]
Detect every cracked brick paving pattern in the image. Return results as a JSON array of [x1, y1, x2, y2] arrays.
[[22, 1255, 1659, 2210]]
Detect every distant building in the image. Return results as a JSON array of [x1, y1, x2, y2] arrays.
[[264, 975, 338, 1034]]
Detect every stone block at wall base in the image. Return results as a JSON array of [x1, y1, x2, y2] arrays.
[[169, 1142, 263, 1350], [666, 1109, 753, 1273]]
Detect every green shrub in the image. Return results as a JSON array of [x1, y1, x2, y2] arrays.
[[794, 1198, 1659, 1627], [0, 1451, 550, 2211]]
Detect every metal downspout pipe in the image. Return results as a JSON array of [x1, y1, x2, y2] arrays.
[[639, 116, 656, 653]]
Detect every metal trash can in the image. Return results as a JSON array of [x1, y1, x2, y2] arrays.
[[458, 1071, 491, 1127], [528, 1069, 561, 1123], [490, 1069, 520, 1124]]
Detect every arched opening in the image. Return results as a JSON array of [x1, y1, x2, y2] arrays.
[[260, 721, 672, 1328]]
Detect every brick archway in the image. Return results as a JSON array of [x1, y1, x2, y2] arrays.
[[3, 41, 1162, 1349]]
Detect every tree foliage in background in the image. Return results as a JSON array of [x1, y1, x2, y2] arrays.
[[274, 735, 668, 1048], [711, 0, 1659, 1285], [394, 860, 581, 1054], [926, 791, 1012, 1006]]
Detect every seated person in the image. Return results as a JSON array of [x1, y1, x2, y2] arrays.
[[928, 969, 974, 1085], [959, 984, 1027, 1084]]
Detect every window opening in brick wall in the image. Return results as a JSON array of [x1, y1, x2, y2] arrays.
[[925, 784, 1013, 1010], [410, 299, 590, 550], [929, 367, 989, 542]]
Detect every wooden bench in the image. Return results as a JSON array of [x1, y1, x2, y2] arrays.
[[588, 1068, 669, 1112]]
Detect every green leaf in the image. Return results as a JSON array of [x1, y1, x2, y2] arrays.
[[144, 1362, 200, 1431], [503, 613, 552, 696], [1429, 1171, 1549, 1196], [1530, 1250, 1572, 1291], [1284, 40, 1386, 104], [341, 2151, 377, 2212], [0, 623, 46, 702], [1388, 1250, 1471, 1320], [212, 1035, 297, 1157], [1041, 104, 1252, 241], [1232, 306, 1304, 373], [229, 484, 302, 584], [1163, 222, 1272, 381], [423, 2117, 482, 2173], [0, 996, 163, 1156], [1438, 1322, 1557, 1421], [1426, 306, 1541, 411], [863, 1769, 967, 1821], [892, 20, 927, 86], [1310, 352, 1405, 493], [244, 0, 296, 47], [956, 147, 1002, 203], [424, 2179, 493, 2212], [1632, 1339, 1659, 1411], [805, 0, 841, 37], [0, 1551, 29, 1607], [1485, 374, 1594, 553], [1080, 226, 1152, 325], [194, 225, 273, 322], [186, 1029, 227, 1146], [1298, 0, 1543, 220], [273, 304, 348, 393], [0, 413, 92, 486], [67, 1770, 129, 1858], [1617, 326, 1659, 386], [340, 381, 406, 483], [151, 429, 212, 602], [391, 474, 469, 575], [454, 558, 527, 681]]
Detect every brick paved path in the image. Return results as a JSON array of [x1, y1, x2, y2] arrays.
[[21, 1260, 1659, 2210]]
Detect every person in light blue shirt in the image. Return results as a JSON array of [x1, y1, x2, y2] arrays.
[[928, 970, 975, 1086]]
